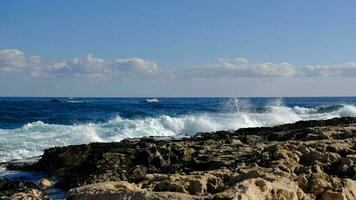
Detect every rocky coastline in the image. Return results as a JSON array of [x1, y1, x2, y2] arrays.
[[1, 117, 356, 199]]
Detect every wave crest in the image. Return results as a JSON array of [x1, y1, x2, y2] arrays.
[[336, 105, 356, 117], [1, 103, 356, 162]]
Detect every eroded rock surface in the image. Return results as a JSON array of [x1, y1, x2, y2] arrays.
[[0, 179, 49, 200], [6, 117, 356, 199]]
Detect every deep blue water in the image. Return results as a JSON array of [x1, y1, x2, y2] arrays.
[[1, 97, 356, 129], [0, 97, 356, 163]]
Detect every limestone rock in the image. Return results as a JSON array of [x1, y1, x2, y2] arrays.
[[66, 181, 201, 200], [38, 178, 53, 190], [4, 117, 356, 200], [0, 179, 49, 200]]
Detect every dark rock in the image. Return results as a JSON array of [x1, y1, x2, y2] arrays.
[[0, 179, 49, 200], [5, 117, 356, 199]]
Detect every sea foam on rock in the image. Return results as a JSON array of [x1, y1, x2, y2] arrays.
[[2, 117, 356, 200]]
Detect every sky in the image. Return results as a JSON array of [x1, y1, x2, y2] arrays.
[[1, 0, 356, 97]]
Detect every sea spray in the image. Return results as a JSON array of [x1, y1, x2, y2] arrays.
[[1, 97, 356, 162]]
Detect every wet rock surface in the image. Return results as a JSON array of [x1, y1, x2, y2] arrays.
[[3, 117, 356, 199]]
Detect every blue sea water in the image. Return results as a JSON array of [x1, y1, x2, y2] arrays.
[[1, 97, 356, 163]]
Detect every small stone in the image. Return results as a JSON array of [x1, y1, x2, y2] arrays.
[[255, 179, 268, 192], [239, 169, 263, 181], [309, 174, 331, 196], [129, 167, 146, 182], [39, 178, 53, 190], [327, 152, 342, 163], [312, 164, 323, 173], [230, 139, 243, 146], [188, 179, 207, 195], [261, 152, 271, 161], [273, 150, 288, 160], [278, 164, 290, 173], [297, 175, 308, 191], [321, 190, 345, 200]]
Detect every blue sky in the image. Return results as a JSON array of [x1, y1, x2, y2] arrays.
[[1, 0, 356, 96]]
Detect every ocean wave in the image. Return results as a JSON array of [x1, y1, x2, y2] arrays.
[[1, 103, 356, 162], [336, 105, 356, 117], [50, 98, 85, 103], [292, 106, 317, 114]]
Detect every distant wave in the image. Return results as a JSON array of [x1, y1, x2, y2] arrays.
[[1, 102, 356, 162], [145, 98, 159, 103], [51, 98, 84, 103]]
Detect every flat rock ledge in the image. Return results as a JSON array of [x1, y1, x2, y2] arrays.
[[2, 117, 356, 200]]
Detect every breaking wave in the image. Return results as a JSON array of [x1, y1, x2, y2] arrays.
[[1, 99, 356, 162]]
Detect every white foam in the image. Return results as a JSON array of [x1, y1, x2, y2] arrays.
[[267, 97, 284, 107], [0, 122, 103, 162], [221, 98, 250, 112], [0, 102, 355, 162], [293, 106, 317, 114], [146, 98, 159, 103], [336, 105, 356, 117]]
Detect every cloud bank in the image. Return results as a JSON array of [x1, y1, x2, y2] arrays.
[[1, 48, 356, 79], [0, 49, 39, 71], [303, 63, 356, 77], [0, 49, 158, 79], [176, 58, 296, 79]]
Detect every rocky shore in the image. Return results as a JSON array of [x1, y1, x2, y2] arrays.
[[1, 117, 356, 199]]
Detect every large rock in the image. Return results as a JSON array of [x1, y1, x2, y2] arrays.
[[66, 181, 201, 200], [226, 177, 310, 200], [5, 117, 356, 200], [320, 179, 356, 200], [0, 179, 49, 200]]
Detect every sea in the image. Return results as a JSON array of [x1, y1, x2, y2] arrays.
[[1, 96, 356, 163], [1, 96, 356, 199]]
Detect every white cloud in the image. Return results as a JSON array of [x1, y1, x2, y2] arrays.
[[30, 54, 157, 78], [111, 57, 158, 74], [45, 54, 106, 76], [3, 48, 356, 80], [0, 49, 42, 73], [303, 63, 356, 77], [29, 56, 41, 66], [216, 58, 296, 77], [174, 58, 296, 79], [181, 58, 356, 78], [0, 49, 27, 70]]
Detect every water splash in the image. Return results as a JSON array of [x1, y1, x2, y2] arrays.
[[222, 98, 250, 113], [1, 103, 356, 162]]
